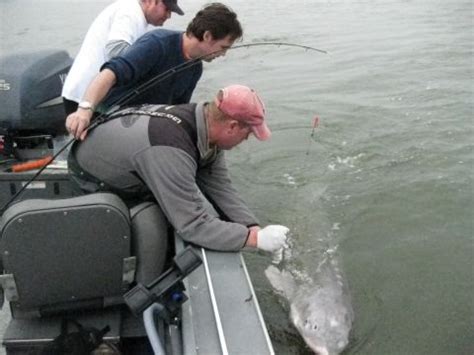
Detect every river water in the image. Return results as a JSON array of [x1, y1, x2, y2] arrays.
[[1, 0, 472, 354]]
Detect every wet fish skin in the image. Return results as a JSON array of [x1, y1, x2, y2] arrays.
[[265, 256, 353, 355]]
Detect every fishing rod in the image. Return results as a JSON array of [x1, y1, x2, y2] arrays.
[[91, 41, 328, 128], [0, 41, 328, 213], [233, 42, 327, 54]]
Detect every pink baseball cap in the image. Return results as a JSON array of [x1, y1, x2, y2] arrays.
[[215, 85, 271, 141]]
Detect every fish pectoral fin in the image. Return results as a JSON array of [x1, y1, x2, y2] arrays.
[[265, 265, 285, 293], [265, 265, 296, 299]]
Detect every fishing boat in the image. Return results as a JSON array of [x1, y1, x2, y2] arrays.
[[0, 50, 274, 354]]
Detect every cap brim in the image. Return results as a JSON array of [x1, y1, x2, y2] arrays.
[[168, 3, 184, 15], [252, 122, 271, 141]]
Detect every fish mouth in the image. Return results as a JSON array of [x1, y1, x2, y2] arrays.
[[312, 345, 329, 355], [301, 337, 329, 355]]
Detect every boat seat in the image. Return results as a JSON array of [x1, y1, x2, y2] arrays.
[[130, 200, 169, 285], [0, 193, 168, 319]]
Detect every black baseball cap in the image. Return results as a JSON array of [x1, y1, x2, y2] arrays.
[[163, 0, 184, 15]]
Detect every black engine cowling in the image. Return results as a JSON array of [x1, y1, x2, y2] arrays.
[[0, 50, 72, 136]]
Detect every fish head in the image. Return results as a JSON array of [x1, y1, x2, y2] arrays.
[[290, 290, 353, 355]]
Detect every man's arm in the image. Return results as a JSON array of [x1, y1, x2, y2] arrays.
[[103, 32, 165, 87], [65, 68, 116, 140], [66, 33, 166, 140], [135, 146, 288, 252], [196, 151, 260, 226], [105, 40, 131, 59], [246, 228, 258, 247], [134, 146, 251, 251], [105, 0, 146, 59]]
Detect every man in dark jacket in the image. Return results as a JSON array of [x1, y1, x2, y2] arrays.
[[69, 85, 289, 255], [66, 3, 243, 140]]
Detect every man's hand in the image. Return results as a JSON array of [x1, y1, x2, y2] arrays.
[[66, 109, 93, 140], [257, 225, 289, 252], [65, 69, 117, 140]]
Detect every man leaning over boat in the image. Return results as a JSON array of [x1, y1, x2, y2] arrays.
[[65, 3, 243, 141], [68, 85, 289, 283], [62, 0, 185, 115]]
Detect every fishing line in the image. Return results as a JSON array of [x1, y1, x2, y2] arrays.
[[92, 41, 327, 129], [305, 116, 320, 155], [0, 42, 328, 213]]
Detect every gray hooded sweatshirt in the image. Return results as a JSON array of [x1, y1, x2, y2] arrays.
[[72, 102, 259, 251]]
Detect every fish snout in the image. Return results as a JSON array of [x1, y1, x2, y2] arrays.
[[313, 346, 330, 355]]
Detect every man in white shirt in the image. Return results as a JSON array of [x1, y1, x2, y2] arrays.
[[62, 0, 183, 114]]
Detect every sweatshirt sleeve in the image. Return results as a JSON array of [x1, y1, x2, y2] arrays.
[[196, 150, 259, 226], [105, 40, 130, 60], [132, 145, 249, 251], [101, 33, 164, 86]]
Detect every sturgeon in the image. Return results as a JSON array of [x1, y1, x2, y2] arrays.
[[265, 252, 353, 355]]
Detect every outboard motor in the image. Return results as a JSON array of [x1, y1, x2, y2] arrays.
[[0, 50, 72, 160]]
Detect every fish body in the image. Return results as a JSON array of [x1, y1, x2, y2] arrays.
[[265, 254, 353, 354]]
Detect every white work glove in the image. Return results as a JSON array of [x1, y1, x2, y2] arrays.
[[257, 225, 289, 252]]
